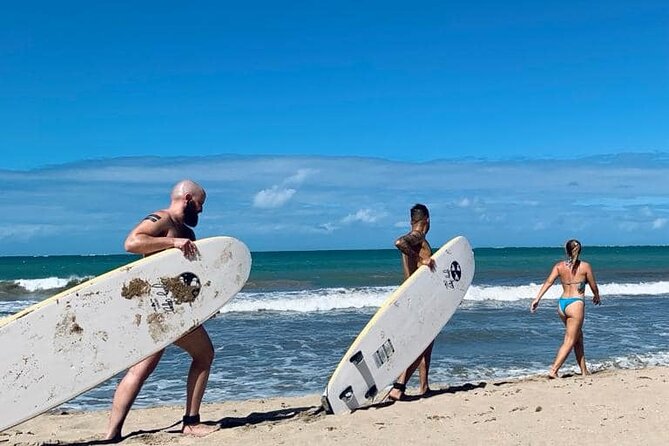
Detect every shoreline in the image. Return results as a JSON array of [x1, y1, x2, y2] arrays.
[[3, 366, 668, 445]]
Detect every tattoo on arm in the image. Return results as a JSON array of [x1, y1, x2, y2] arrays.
[[143, 213, 162, 223], [395, 231, 424, 254]]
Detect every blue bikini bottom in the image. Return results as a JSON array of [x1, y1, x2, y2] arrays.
[[558, 296, 585, 314]]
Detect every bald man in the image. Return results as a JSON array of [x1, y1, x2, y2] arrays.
[[105, 180, 217, 441]]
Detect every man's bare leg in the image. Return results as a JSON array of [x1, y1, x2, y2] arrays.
[[388, 356, 420, 400], [417, 341, 434, 395], [388, 343, 433, 401], [173, 326, 217, 436], [105, 351, 164, 441]]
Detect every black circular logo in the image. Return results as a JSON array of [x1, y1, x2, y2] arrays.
[[179, 272, 201, 299], [450, 261, 462, 281]]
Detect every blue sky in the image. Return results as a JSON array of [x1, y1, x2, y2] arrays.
[[1, 1, 668, 253]]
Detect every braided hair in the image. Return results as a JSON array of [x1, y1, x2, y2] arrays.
[[565, 239, 582, 273]]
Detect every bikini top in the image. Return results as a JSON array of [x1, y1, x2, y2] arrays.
[[562, 279, 586, 293], [561, 261, 586, 292]]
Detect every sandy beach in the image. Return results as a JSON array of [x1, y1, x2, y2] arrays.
[[3, 366, 667, 446]]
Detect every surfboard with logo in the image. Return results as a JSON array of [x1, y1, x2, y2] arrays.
[[0, 236, 251, 432], [322, 236, 474, 414]]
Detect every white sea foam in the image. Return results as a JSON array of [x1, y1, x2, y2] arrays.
[[429, 351, 669, 386], [12, 276, 80, 292], [466, 281, 669, 302], [0, 300, 39, 316], [590, 351, 669, 370], [221, 287, 395, 313], [4, 278, 669, 314], [221, 281, 669, 313]]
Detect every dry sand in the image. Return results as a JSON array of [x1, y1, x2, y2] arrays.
[[3, 367, 668, 446]]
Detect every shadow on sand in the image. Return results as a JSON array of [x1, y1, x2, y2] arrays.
[[355, 380, 488, 411], [37, 420, 181, 446], [38, 405, 321, 446], [217, 405, 321, 429]]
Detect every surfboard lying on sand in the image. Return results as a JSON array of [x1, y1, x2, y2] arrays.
[[0, 236, 251, 432], [322, 236, 474, 414]]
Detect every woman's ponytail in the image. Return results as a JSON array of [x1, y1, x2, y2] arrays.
[[565, 239, 582, 272]]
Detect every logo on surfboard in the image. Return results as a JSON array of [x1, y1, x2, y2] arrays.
[[449, 261, 462, 281], [441, 261, 462, 289], [150, 272, 202, 312], [121, 272, 202, 313]]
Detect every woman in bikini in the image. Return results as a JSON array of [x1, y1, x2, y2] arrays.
[[530, 239, 601, 378]]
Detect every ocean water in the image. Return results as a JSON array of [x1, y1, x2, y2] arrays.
[[1, 246, 668, 411]]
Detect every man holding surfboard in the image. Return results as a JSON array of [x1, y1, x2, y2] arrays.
[[388, 203, 437, 401], [105, 179, 217, 441]]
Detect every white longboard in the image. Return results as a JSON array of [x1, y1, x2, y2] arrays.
[[322, 236, 474, 414], [0, 236, 251, 432]]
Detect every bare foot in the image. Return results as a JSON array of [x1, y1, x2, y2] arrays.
[[387, 388, 405, 401], [182, 423, 219, 437], [417, 387, 435, 397], [99, 434, 123, 444]]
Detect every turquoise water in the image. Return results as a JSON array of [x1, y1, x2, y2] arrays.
[[3, 246, 667, 293], [1, 245, 668, 410]]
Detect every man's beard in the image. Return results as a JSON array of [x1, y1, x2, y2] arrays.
[[184, 201, 199, 227]]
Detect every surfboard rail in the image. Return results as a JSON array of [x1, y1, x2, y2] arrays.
[[322, 235, 474, 414], [0, 236, 251, 432]]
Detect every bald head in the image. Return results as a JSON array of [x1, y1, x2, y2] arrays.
[[170, 180, 206, 227], [171, 180, 206, 201]]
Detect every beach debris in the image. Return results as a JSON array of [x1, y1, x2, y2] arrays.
[[472, 417, 496, 424], [160, 274, 201, 304], [146, 313, 169, 342], [55, 314, 84, 339], [121, 278, 151, 299], [426, 415, 450, 421]]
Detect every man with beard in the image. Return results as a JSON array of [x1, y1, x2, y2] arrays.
[[104, 180, 217, 441]]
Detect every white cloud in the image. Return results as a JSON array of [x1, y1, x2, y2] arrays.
[[251, 168, 316, 209], [455, 197, 487, 214], [5, 153, 669, 254], [533, 222, 546, 231], [318, 223, 338, 233], [619, 221, 640, 232], [0, 224, 61, 241], [285, 168, 317, 185], [342, 209, 387, 224], [652, 218, 667, 230], [253, 186, 296, 209]]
